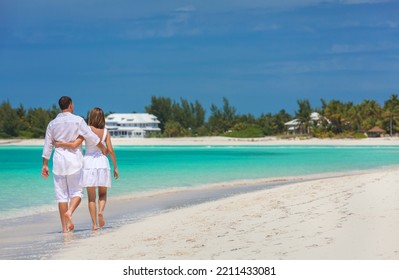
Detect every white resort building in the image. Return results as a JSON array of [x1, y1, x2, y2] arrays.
[[285, 112, 330, 134], [105, 113, 161, 138]]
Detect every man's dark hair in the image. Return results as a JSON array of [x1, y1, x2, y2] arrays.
[[58, 96, 72, 110]]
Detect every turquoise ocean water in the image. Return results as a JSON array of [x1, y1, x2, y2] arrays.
[[1, 144, 399, 221]]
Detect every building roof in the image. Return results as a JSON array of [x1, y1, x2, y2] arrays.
[[368, 126, 385, 133], [284, 119, 300, 126], [285, 112, 330, 127], [310, 112, 321, 121], [105, 113, 160, 124]]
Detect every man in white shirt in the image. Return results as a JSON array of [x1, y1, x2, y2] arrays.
[[42, 96, 108, 233]]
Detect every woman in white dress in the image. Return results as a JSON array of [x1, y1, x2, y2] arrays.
[[55, 107, 119, 230]]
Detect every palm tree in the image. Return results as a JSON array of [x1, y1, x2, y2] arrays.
[[295, 99, 312, 134], [357, 100, 383, 131], [383, 94, 399, 136]]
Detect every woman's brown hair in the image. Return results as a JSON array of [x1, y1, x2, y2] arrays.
[[88, 107, 105, 129]]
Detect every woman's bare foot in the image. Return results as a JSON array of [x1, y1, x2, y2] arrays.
[[64, 212, 74, 231], [98, 212, 105, 228]]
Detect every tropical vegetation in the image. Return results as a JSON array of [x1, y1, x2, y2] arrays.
[[1, 95, 399, 139]]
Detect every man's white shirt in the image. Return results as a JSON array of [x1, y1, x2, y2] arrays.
[[42, 112, 100, 175]]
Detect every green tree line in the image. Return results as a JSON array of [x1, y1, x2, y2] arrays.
[[0, 101, 59, 138], [1, 95, 399, 139]]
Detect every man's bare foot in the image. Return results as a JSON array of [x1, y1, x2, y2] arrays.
[[64, 212, 74, 231], [98, 212, 105, 228]]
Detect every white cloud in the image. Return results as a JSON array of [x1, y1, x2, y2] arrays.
[[385, 21, 398, 28], [253, 24, 280, 32], [175, 5, 196, 12], [121, 5, 200, 40], [329, 43, 396, 54], [339, 0, 391, 4]]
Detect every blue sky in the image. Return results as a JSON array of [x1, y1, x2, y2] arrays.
[[1, 0, 398, 117]]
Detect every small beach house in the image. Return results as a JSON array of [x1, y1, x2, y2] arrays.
[[105, 113, 161, 138], [367, 126, 385, 138], [285, 112, 329, 134]]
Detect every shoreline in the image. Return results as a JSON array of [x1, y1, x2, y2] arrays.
[[1, 136, 399, 146], [51, 166, 399, 260]]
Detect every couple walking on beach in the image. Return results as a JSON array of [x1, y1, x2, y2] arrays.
[[41, 96, 119, 233]]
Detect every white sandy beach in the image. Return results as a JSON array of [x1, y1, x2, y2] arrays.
[[51, 165, 399, 260], [1, 136, 399, 146]]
